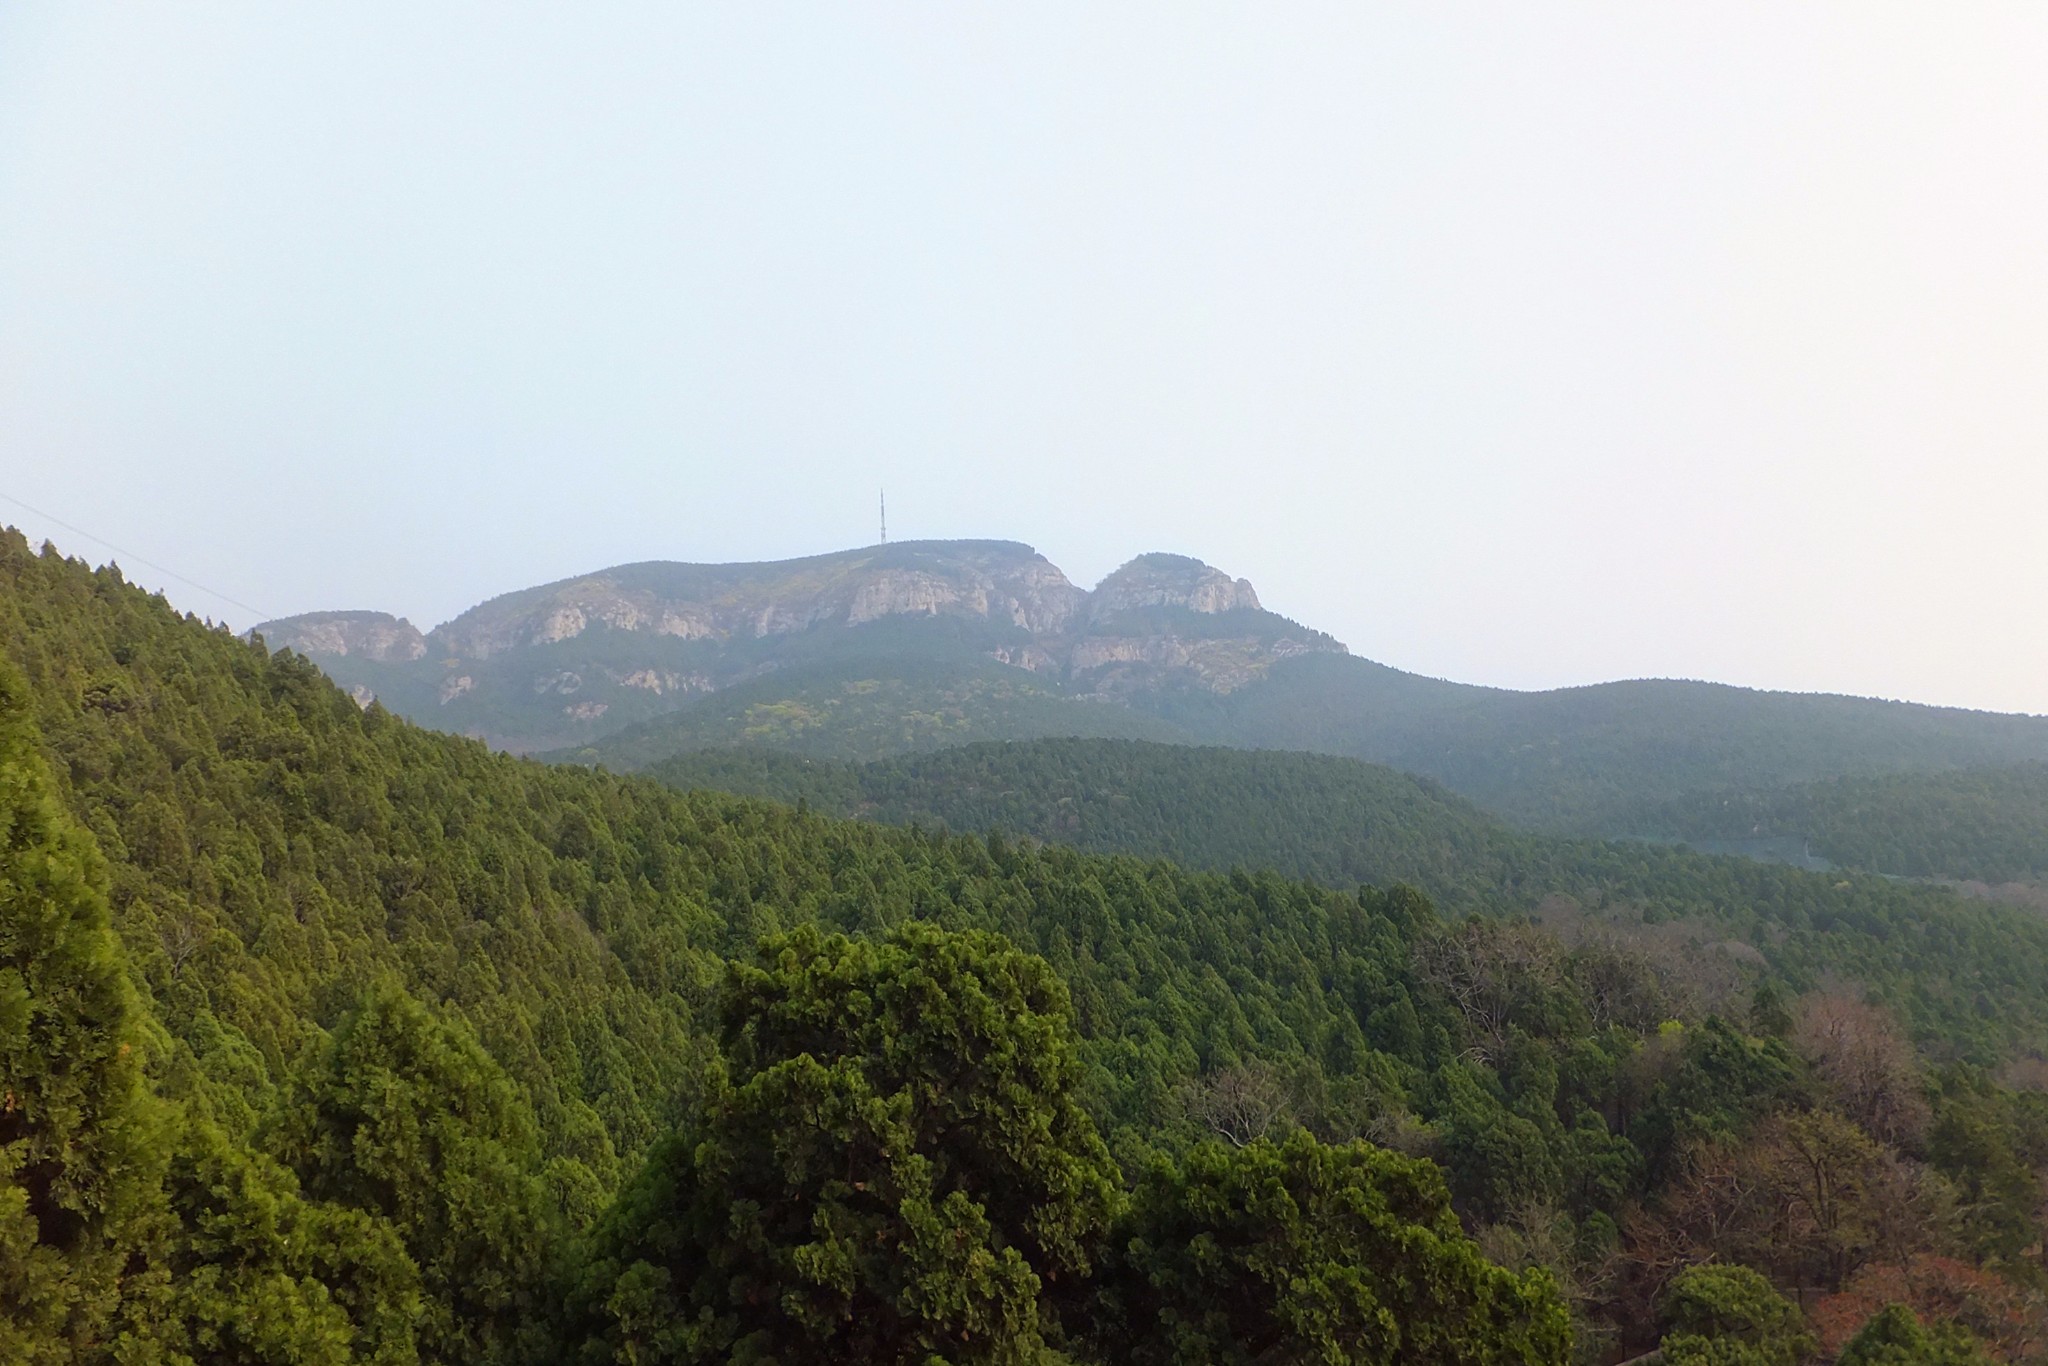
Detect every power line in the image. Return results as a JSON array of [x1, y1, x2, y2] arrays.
[[0, 491, 274, 621]]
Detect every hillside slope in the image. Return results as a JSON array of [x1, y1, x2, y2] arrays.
[[1119, 652, 2048, 828], [639, 736, 2048, 1056], [12, 528, 2048, 1360], [1619, 761, 2048, 884]]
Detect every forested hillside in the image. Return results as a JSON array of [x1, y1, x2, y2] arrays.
[[8, 528, 2048, 1363], [1616, 763, 2048, 885], [1127, 655, 2048, 833], [568, 643, 2048, 842], [645, 738, 2048, 1056]]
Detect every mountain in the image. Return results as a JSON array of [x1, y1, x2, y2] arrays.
[[258, 538, 2048, 836], [255, 540, 1343, 754], [12, 525, 2048, 1362]]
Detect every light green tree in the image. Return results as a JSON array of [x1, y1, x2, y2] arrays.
[[266, 980, 558, 1365], [0, 662, 166, 1364], [1835, 1304, 1995, 1366], [1654, 1263, 1813, 1366]]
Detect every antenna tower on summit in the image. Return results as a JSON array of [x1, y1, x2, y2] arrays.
[[880, 490, 887, 544]]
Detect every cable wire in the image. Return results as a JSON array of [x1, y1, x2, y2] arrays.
[[0, 491, 274, 620]]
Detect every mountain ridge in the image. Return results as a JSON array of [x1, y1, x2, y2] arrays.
[[252, 536, 2048, 834], [254, 539, 1347, 751]]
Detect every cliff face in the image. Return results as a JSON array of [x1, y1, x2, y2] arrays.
[[254, 540, 1343, 750], [257, 611, 427, 662], [1089, 553, 1262, 619], [428, 541, 1089, 660]]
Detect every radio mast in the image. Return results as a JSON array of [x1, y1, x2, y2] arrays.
[[880, 490, 887, 545]]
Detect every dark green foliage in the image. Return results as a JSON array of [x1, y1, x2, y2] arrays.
[[648, 737, 2048, 1061], [1654, 1264, 1812, 1366], [7, 530, 2048, 1359], [143, 1112, 421, 1366], [647, 740, 1506, 895], [1095, 1131, 1571, 1365], [571, 924, 1119, 1365], [0, 655, 424, 1364], [1834, 1304, 1996, 1366], [1624, 762, 2048, 883], [1173, 656, 2048, 834]]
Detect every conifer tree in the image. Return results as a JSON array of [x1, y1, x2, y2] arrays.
[[575, 922, 1120, 1365], [0, 661, 166, 1364], [266, 980, 558, 1366]]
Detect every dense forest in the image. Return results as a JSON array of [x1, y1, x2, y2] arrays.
[[6, 528, 2048, 1362], [643, 739, 2048, 1057], [1615, 764, 2048, 885]]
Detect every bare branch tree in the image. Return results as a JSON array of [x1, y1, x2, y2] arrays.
[[1413, 919, 1561, 1062], [1793, 994, 1930, 1147], [159, 907, 207, 979], [1185, 1063, 1291, 1148]]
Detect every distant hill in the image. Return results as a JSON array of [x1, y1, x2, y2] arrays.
[[646, 739, 1512, 900], [1161, 656, 2048, 832], [640, 737, 2043, 941], [259, 538, 2048, 836], [1617, 761, 2048, 884]]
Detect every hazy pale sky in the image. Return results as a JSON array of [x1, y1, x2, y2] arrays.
[[4, 5, 2046, 713]]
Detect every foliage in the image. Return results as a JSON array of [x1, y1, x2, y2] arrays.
[[1653, 1263, 1812, 1366], [648, 737, 2048, 1061], [6, 531, 2048, 1360], [1625, 763, 2048, 884], [265, 980, 559, 1364], [570, 924, 1118, 1364], [0, 660, 164, 1362], [1835, 1303, 1997, 1366], [1094, 1131, 1571, 1365]]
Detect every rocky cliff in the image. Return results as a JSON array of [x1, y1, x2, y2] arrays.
[[254, 540, 1344, 751], [428, 541, 1089, 660], [258, 610, 428, 662]]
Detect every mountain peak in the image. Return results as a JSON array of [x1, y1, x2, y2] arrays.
[[1093, 553, 1262, 617], [255, 610, 426, 662], [254, 540, 1342, 750]]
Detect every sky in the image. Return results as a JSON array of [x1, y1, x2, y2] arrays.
[[3, 5, 2046, 714]]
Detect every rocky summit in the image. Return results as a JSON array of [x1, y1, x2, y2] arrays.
[[255, 540, 1343, 751]]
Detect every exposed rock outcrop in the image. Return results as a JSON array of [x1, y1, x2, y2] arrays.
[[259, 610, 427, 662], [1090, 554, 1262, 620], [254, 539, 1345, 751], [422, 541, 1088, 660]]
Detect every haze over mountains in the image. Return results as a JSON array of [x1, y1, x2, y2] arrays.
[[258, 538, 2048, 837]]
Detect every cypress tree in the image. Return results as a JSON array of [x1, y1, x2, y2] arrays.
[[0, 661, 167, 1363]]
